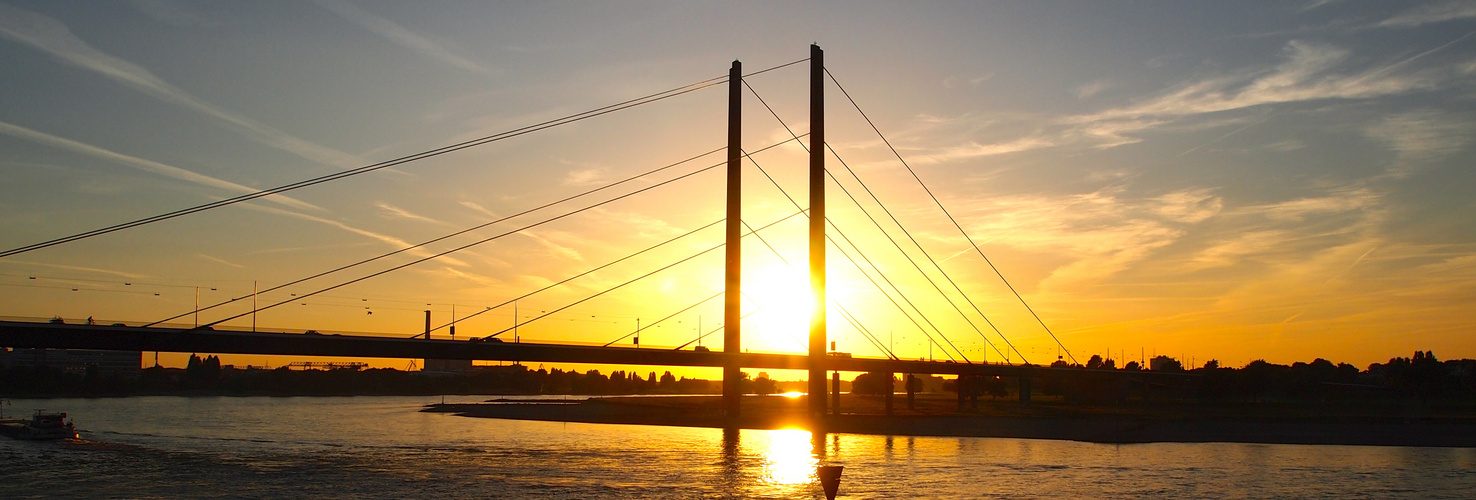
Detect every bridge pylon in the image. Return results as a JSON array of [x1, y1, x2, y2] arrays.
[[723, 59, 743, 420], [807, 44, 828, 419]]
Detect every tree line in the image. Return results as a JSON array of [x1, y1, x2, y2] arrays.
[[0, 357, 783, 398]]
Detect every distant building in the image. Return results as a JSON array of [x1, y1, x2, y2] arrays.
[[1, 347, 141, 377], [1149, 355, 1182, 371], [422, 358, 473, 375]]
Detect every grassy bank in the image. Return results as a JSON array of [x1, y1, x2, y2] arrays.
[[425, 394, 1476, 447]]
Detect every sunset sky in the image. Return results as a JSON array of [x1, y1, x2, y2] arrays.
[[2, 1, 1474, 374]]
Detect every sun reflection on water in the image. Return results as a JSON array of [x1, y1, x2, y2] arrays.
[[761, 428, 817, 485]]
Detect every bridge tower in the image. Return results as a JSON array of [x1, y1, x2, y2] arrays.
[[808, 44, 828, 418], [723, 59, 743, 419]]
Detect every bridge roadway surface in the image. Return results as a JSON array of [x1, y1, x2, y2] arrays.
[[0, 320, 1029, 377]]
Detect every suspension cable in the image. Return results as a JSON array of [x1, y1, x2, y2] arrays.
[[428, 219, 724, 336], [746, 80, 1013, 362], [602, 291, 723, 347], [742, 84, 980, 361], [742, 149, 962, 363], [740, 219, 896, 360], [191, 135, 806, 329], [824, 68, 1075, 365], [742, 84, 984, 362], [146, 146, 725, 327], [673, 310, 757, 350], [483, 210, 806, 338], [0, 59, 811, 259], [3, 76, 714, 258], [416, 138, 805, 333], [200, 144, 783, 328], [824, 162, 1019, 363]]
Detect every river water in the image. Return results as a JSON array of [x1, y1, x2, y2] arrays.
[[2, 396, 1473, 498]]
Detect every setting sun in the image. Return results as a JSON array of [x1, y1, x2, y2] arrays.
[[745, 265, 814, 352]]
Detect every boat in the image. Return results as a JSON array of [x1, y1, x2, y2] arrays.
[[0, 410, 79, 440]]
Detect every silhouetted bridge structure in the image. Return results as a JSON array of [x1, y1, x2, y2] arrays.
[[0, 320, 1028, 377], [1, 45, 1137, 418]]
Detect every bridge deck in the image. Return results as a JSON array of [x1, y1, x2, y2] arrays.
[[0, 321, 1027, 376]]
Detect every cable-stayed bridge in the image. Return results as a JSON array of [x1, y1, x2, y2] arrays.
[[1, 46, 1097, 418]]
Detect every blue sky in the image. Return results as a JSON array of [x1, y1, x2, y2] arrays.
[[2, 1, 1474, 371]]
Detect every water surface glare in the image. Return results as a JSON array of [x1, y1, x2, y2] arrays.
[[2, 396, 1472, 498]]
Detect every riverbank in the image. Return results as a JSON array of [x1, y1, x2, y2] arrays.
[[425, 394, 1476, 447]]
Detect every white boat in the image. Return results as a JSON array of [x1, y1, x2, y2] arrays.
[[0, 410, 79, 440]]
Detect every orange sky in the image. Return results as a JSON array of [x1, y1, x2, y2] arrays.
[[3, 2, 1475, 376]]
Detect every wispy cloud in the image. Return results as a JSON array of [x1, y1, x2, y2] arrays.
[[1365, 110, 1475, 176], [195, 253, 245, 268], [587, 208, 684, 239], [563, 168, 609, 186], [1242, 188, 1381, 221], [128, 0, 214, 28], [429, 266, 505, 288], [1152, 189, 1223, 224], [248, 242, 375, 255], [0, 119, 319, 211], [1378, 2, 1476, 28], [374, 201, 451, 226], [241, 204, 469, 267], [1062, 39, 1461, 148], [1074, 80, 1108, 100], [311, 0, 493, 76], [1179, 188, 1384, 274], [953, 189, 1195, 292], [1298, 0, 1347, 14], [1266, 140, 1305, 152], [0, 260, 153, 280], [459, 201, 498, 219], [0, 4, 359, 168], [943, 73, 993, 89], [1183, 230, 1288, 271], [518, 230, 585, 262], [907, 137, 1054, 165]]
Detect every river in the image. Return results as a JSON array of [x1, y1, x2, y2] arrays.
[[2, 396, 1473, 498]]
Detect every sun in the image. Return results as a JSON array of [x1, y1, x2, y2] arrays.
[[745, 265, 814, 352]]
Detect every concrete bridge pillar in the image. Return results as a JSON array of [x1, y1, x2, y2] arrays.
[[956, 375, 966, 411], [906, 373, 916, 411], [884, 372, 894, 416], [831, 371, 840, 416], [1018, 368, 1032, 407]]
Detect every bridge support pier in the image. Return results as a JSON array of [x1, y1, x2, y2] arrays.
[[1018, 368, 1032, 407], [906, 373, 916, 411], [884, 372, 893, 416], [831, 371, 840, 416], [970, 376, 980, 410], [956, 375, 966, 411]]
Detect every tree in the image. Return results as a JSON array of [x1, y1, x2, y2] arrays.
[[1086, 355, 1104, 369], [851, 372, 894, 395], [752, 373, 777, 395]]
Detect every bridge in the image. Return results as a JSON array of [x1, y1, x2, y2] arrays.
[[2, 45, 1102, 420], [0, 320, 1028, 377]]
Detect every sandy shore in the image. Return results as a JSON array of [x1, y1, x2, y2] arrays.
[[423, 394, 1476, 447]]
